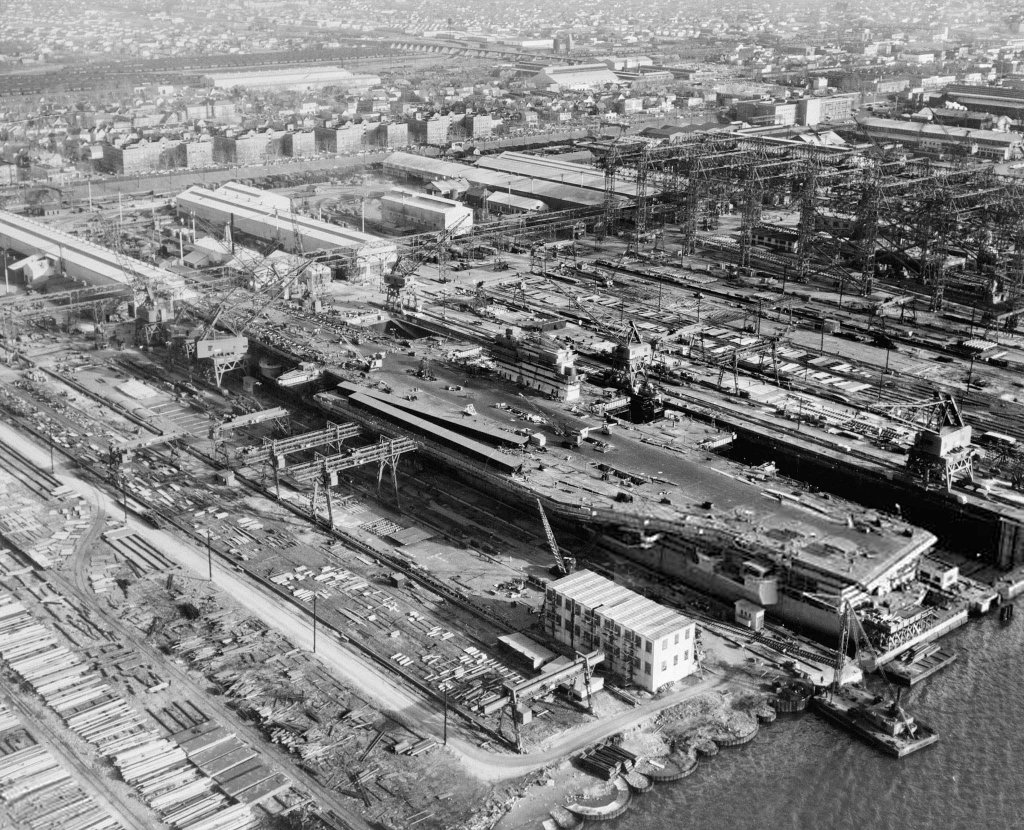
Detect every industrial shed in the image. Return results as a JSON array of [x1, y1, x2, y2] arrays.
[[175, 184, 397, 282]]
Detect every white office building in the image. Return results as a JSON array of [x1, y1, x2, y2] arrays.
[[544, 569, 697, 692]]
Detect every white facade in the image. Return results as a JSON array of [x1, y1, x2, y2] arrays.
[[545, 570, 697, 693]]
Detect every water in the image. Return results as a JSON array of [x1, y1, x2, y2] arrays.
[[606, 613, 1022, 830]]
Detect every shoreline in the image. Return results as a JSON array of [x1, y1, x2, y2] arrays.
[[490, 685, 780, 830]]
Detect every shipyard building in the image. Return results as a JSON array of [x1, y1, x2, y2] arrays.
[[544, 570, 697, 693], [175, 183, 398, 281], [0, 210, 185, 293], [383, 151, 631, 212], [858, 116, 1023, 161], [380, 188, 474, 235]]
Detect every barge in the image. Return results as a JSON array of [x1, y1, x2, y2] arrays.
[[812, 688, 938, 757]]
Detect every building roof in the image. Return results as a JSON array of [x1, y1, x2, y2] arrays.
[[532, 64, 620, 89], [550, 569, 693, 642], [945, 84, 1024, 102], [859, 116, 1021, 145], [383, 151, 629, 210], [485, 192, 547, 211], [0, 210, 185, 292], [475, 150, 634, 197], [382, 187, 468, 215], [176, 184, 395, 256]]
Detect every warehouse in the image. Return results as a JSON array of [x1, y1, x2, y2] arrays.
[[474, 151, 635, 198], [544, 569, 697, 692], [858, 116, 1023, 161], [204, 66, 380, 93], [380, 189, 474, 235], [531, 64, 620, 91], [382, 151, 631, 212], [175, 184, 397, 281], [485, 192, 547, 215]]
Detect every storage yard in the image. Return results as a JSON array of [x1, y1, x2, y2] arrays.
[[2, 130, 1024, 828]]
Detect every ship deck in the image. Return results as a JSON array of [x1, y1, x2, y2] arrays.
[[323, 350, 936, 590]]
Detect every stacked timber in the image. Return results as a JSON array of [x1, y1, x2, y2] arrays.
[[576, 744, 638, 780], [0, 743, 124, 830], [0, 592, 258, 830]]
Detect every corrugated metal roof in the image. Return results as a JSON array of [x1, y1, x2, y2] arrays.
[[0, 210, 185, 291], [383, 152, 629, 210], [177, 186, 396, 255], [551, 569, 692, 641]]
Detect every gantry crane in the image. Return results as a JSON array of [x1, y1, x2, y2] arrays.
[[869, 392, 976, 491]]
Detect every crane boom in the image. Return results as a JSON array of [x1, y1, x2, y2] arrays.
[[537, 499, 574, 575]]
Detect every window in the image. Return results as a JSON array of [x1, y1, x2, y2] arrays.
[[662, 640, 667, 651], [673, 655, 678, 666], [644, 661, 652, 675], [685, 628, 691, 640], [684, 649, 690, 661], [645, 641, 652, 654], [614, 625, 621, 636], [633, 657, 640, 669], [674, 633, 679, 645]]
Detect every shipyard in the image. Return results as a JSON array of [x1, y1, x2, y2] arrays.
[[2, 3, 1024, 829]]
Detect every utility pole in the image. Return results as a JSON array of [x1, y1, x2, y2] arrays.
[[443, 687, 449, 745], [312, 593, 318, 653]]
